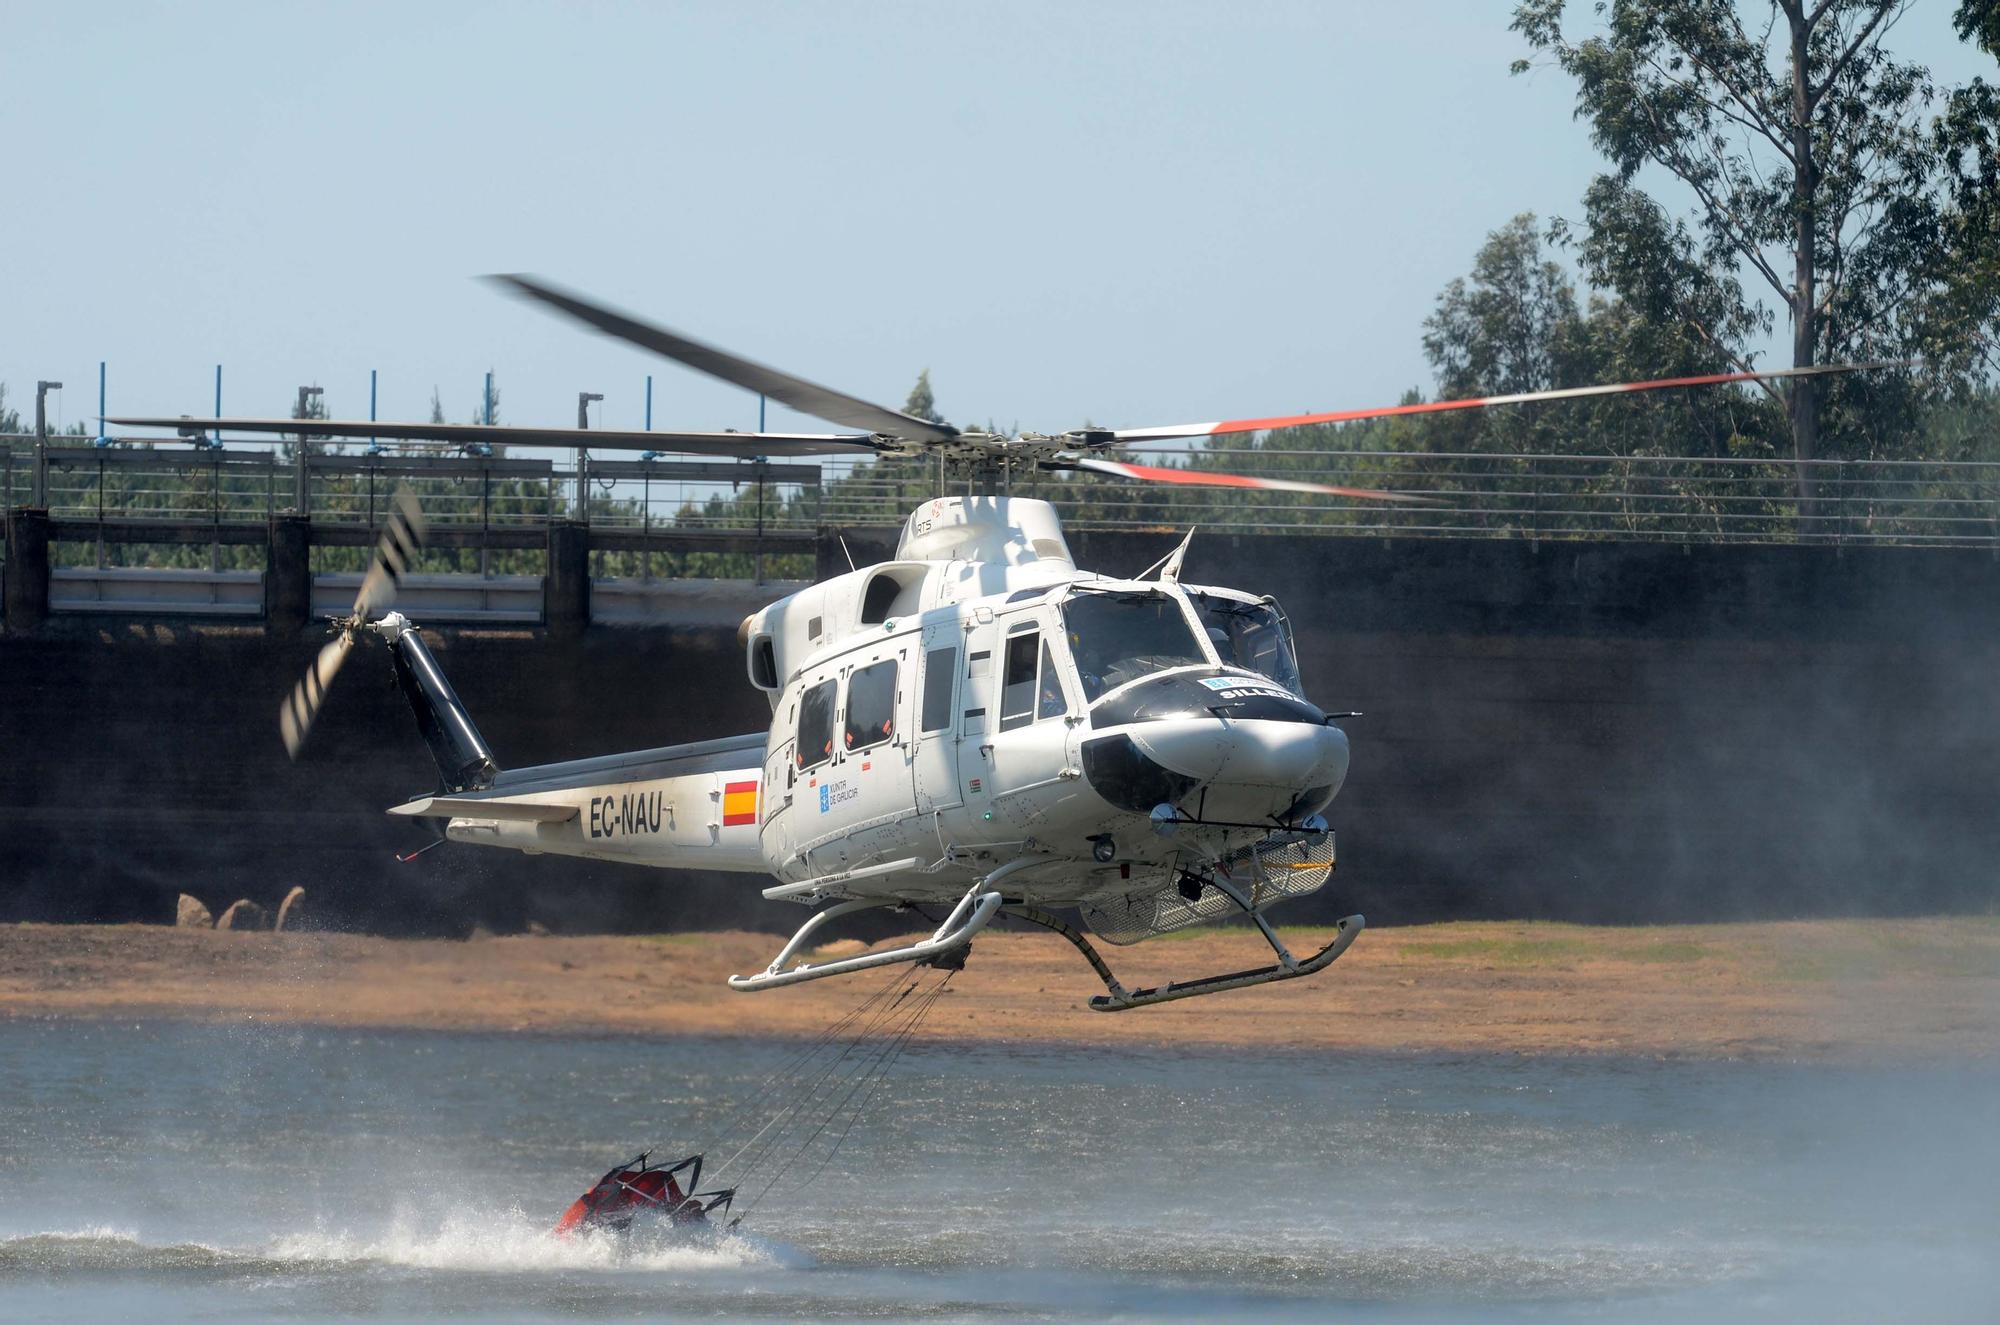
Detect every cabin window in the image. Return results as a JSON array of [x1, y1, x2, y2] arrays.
[[999, 632, 1040, 731], [921, 647, 956, 733], [796, 678, 836, 769], [844, 660, 897, 752], [1062, 590, 1208, 702], [1036, 641, 1066, 720]]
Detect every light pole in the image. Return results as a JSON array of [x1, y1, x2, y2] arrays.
[[35, 380, 61, 440], [293, 386, 323, 514], [32, 381, 60, 506], [95, 363, 111, 448], [576, 391, 602, 519]]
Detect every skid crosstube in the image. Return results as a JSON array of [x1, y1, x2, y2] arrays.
[[727, 887, 1003, 992], [1005, 906, 1364, 1011]]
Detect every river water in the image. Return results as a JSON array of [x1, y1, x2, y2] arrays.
[[0, 1015, 1993, 1322]]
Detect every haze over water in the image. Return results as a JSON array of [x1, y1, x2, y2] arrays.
[[1, 1019, 1993, 1322]]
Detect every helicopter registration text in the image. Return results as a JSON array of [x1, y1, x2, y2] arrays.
[[589, 789, 664, 839]]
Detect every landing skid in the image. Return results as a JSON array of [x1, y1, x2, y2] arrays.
[[726, 885, 1004, 992], [1005, 905, 1365, 1011]]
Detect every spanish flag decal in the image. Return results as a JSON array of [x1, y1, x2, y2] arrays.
[[721, 780, 759, 827]]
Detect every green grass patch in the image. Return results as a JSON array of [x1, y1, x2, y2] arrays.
[[1398, 936, 1597, 966], [1627, 940, 1715, 964], [1389, 924, 1715, 968]]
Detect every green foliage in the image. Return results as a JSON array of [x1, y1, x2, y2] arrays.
[[903, 369, 946, 426], [1513, 0, 1998, 473], [1957, 0, 2000, 59], [467, 374, 500, 426]]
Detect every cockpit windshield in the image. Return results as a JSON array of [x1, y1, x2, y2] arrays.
[[1062, 590, 1209, 701], [1189, 591, 1304, 695]]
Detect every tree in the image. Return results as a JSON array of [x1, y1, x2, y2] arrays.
[[0, 384, 21, 435], [428, 388, 445, 425], [903, 369, 948, 427], [465, 374, 501, 425], [1957, 0, 2000, 58], [1421, 214, 1589, 452], [1426, 215, 1583, 402], [1413, 212, 1783, 458], [1513, 0, 1974, 501]]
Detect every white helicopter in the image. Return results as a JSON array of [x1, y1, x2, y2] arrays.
[[113, 278, 1872, 1009]]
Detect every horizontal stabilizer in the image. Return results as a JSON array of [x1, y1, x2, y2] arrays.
[[389, 795, 578, 823]]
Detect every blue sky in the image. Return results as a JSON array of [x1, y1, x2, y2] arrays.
[[6, 1, 1988, 441]]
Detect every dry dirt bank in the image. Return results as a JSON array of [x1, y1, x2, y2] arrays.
[[3, 918, 1997, 1060]]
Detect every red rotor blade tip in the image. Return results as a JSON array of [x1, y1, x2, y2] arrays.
[[1110, 361, 1896, 442], [1070, 456, 1430, 502]]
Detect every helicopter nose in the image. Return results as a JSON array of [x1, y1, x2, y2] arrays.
[[1127, 716, 1349, 793]]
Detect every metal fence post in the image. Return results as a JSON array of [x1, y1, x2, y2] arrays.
[[1840, 460, 1855, 547], [755, 460, 766, 586], [1528, 457, 1541, 541], [211, 451, 223, 573]]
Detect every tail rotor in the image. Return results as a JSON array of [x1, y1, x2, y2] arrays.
[[279, 489, 428, 757]]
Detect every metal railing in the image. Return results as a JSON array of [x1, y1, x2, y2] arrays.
[[816, 448, 2000, 547], [2, 441, 823, 575], [9, 435, 2000, 551]]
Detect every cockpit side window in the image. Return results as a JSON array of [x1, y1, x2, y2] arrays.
[[1191, 592, 1304, 695], [999, 632, 1039, 731], [796, 678, 836, 769], [1061, 591, 1209, 702], [1036, 641, 1066, 720]]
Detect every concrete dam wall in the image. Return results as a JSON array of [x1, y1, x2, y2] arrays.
[[3, 529, 1997, 933]]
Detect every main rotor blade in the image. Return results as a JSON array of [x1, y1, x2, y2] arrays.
[[351, 488, 427, 621], [1107, 361, 1898, 442], [1061, 455, 1434, 503], [105, 416, 884, 459], [280, 630, 355, 758], [488, 274, 958, 443]]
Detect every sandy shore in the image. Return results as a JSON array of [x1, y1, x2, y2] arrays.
[[4, 918, 1997, 1060]]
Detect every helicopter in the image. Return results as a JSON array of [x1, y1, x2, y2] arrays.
[[112, 277, 1876, 1009]]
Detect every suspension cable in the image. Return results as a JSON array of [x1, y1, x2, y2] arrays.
[[711, 964, 910, 1162], [775, 970, 955, 1198], [735, 968, 954, 1220], [713, 967, 931, 1187]]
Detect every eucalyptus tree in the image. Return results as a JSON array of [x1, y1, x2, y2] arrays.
[[1513, 0, 1991, 501]]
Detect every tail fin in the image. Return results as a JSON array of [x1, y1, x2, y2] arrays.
[[377, 615, 499, 791]]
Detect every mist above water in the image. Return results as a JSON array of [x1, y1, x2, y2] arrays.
[[1, 1020, 1994, 1322]]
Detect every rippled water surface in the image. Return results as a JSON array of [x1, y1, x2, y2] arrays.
[[1, 1017, 1994, 1322]]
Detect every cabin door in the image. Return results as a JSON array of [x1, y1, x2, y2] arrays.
[[912, 617, 965, 814], [759, 716, 797, 865]]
